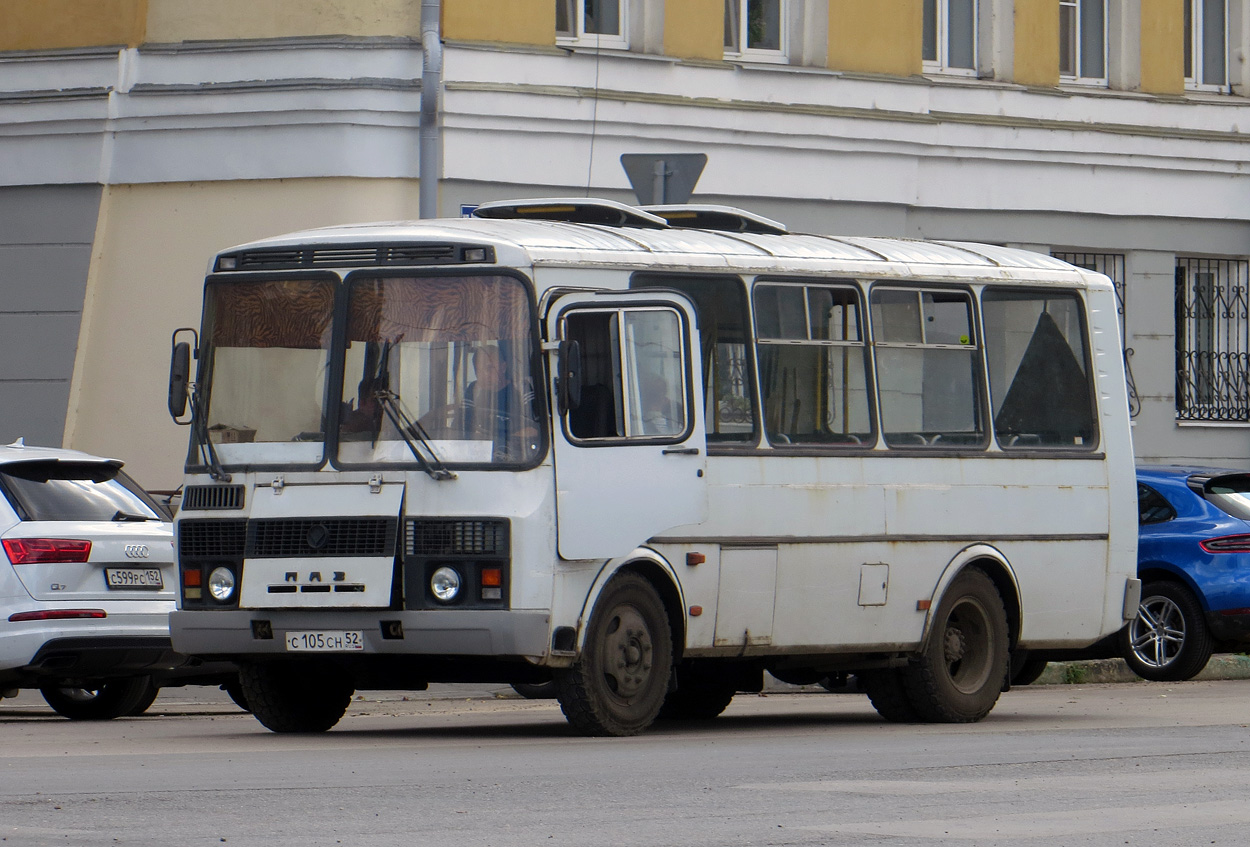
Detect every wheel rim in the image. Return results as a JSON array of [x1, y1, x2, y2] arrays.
[[1128, 596, 1185, 669], [596, 602, 654, 702], [941, 597, 994, 694]]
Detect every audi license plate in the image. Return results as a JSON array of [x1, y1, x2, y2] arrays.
[[105, 567, 164, 589], [285, 631, 364, 652]]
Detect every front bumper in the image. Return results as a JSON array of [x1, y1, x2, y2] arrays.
[[170, 609, 553, 661]]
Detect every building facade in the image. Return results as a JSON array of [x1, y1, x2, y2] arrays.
[[1, 0, 1248, 487]]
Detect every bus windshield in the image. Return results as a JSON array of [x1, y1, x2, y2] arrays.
[[336, 274, 542, 467], [199, 278, 335, 466]]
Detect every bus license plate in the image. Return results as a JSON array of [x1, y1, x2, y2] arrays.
[[105, 568, 164, 589], [285, 631, 364, 652]]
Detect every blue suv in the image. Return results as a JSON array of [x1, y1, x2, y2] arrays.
[[1130, 466, 1250, 681]]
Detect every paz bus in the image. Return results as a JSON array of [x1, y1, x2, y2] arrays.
[[166, 198, 1138, 736]]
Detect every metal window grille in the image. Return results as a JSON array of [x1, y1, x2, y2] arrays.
[[1174, 257, 1250, 421], [1053, 252, 1138, 417]]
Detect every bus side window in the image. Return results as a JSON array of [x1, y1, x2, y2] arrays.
[[561, 306, 689, 441], [631, 274, 756, 443], [754, 281, 872, 447], [982, 289, 1096, 449], [871, 288, 984, 448], [565, 311, 621, 439]]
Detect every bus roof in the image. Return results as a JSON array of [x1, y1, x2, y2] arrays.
[[211, 202, 1104, 287]]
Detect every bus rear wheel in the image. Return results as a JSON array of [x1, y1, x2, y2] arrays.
[[555, 573, 673, 737], [901, 568, 1009, 723], [240, 662, 353, 733]]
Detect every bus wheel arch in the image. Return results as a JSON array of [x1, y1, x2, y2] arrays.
[[924, 551, 1021, 657], [905, 556, 1015, 723]]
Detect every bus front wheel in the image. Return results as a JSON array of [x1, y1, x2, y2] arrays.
[[902, 568, 1009, 723], [240, 662, 353, 733], [555, 573, 673, 737]]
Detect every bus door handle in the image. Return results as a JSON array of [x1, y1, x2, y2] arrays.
[[661, 447, 700, 456]]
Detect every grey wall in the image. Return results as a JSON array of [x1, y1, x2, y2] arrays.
[[0, 184, 101, 448]]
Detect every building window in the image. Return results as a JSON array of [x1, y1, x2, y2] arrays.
[[1053, 252, 1138, 417], [1059, 0, 1106, 83], [725, 0, 787, 61], [1175, 257, 1249, 422], [1185, 0, 1227, 90], [923, 0, 978, 74], [557, 0, 628, 48]]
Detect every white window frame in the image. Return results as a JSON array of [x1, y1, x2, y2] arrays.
[[923, 0, 979, 77], [1060, 0, 1109, 85], [724, 0, 790, 64], [556, 0, 630, 50], [1185, 0, 1229, 91]]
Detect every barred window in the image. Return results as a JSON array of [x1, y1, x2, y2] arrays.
[[1175, 257, 1250, 422]]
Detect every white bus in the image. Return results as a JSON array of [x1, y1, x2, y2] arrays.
[[167, 199, 1138, 736]]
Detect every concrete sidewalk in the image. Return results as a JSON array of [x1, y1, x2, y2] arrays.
[[1029, 653, 1250, 685]]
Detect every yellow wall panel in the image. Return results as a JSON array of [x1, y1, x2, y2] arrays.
[[1, 0, 147, 50], [827, 0, 921, 77], [1140, 0, 1184, 94], [146, 0, 420, 42], [1013, 0, 1058, 87], [665, 0, 723, 61], [443, 0, 553, 46]]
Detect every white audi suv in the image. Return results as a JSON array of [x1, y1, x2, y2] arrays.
[[0, 439, 236, 718]]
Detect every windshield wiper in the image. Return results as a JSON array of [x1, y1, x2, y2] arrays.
[[189, 391, 232, 483], [112, 510, 155, 522], [375, 390, 456, 482]]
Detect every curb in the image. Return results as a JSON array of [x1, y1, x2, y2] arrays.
[[1032, 653, 1250, 685]]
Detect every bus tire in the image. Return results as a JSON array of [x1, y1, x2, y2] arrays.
[[861, 669, 921, 722], [658, 664, 736, 720], [901, 568, 1009, 723], [555, 573, 673, 737], [240, 662, 353, 733]]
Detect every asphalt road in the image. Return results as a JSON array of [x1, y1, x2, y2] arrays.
[[3, 680, 1249, 846]]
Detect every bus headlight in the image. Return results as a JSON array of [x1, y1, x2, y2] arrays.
[[207, 566, 236, 602], [430, 567, 461, 603]]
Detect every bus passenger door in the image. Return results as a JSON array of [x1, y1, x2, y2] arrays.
[[546, 291, 707, 560]]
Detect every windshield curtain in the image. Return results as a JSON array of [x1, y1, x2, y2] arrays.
[[337, 275, 542, 467], [198, 278, 336, 466]]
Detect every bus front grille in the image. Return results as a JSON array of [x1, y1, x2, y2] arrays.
[[178, 519, 247, 558], [407, 519, 509, 556], [182, 484, 245, 511], [247, 518, 398, 558]]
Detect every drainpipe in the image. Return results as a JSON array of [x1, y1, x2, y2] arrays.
[[419, 0, 443, 219]]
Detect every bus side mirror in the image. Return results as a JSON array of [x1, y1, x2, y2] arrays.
[[168, 340, 192, 420], [556, 340, 582, 415]]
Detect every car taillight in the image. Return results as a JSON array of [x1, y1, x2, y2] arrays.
[[2, 538, 92, 564], [1200, 534, 1250, 553]]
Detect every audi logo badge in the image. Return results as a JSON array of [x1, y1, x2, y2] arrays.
[[124, 544, 150, 559]]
